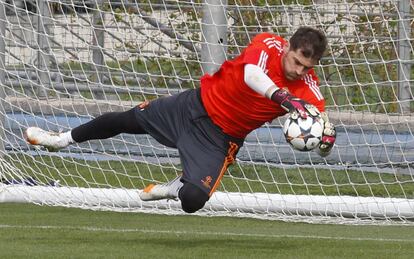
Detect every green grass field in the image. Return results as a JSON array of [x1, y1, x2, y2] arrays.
[[3, 153, 414, 258], [1, 203, 414, 259]]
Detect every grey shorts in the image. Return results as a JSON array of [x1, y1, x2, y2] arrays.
[[133, 88, 244, 196]]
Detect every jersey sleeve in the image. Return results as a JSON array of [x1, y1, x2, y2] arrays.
[[243, 48, 269, 72]]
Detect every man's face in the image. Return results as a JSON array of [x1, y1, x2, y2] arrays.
[[281, 45, 318, 81]]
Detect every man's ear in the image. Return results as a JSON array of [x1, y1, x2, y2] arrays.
[[284, 42, 290, 52]]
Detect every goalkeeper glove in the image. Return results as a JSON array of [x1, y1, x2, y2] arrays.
[[318, 112, 336, 155], [271, 88, 320, 119]]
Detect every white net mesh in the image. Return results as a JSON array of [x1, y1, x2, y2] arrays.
[[0, 0, 413, 224]]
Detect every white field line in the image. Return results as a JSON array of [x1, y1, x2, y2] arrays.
[[0, 224, 413, 243]]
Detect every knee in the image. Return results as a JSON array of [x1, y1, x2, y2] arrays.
[[178, 182, 209, 213]]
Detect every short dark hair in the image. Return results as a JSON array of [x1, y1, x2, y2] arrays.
[[289, 27, 327, 61]]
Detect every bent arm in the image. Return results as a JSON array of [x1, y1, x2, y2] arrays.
[[244, 64, 279, 99], [244, 64, 319, 119]]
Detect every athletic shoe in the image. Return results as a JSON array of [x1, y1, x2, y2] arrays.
[[139, 174, 184, 201], [24, 127, 68, 151]]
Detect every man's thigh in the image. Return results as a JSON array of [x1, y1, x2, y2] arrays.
[[133, 90, 194, 147], [178, 117, 242, 197]]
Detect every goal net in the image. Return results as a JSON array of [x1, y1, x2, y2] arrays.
[[0, 0, 413, 224]]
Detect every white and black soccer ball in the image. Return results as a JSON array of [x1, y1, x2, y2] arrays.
[[283, 115, 324, 152]]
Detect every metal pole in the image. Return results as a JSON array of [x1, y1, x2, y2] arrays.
[[201, 0, 228, 75], [92, 0, 105, 99], [0, 0, 6, 156], [397, 0, 412, 114], [36, 0, 50, 98]]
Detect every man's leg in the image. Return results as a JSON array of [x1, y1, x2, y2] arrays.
[[71, 109, 146, 142], [178, 182, 209, 213], [139, 176, 208, 214], [25, 108, 146, 151], [139, 88, 242, 213]]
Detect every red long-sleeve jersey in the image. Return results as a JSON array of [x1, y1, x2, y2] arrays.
[[200, 32, 325, 139]]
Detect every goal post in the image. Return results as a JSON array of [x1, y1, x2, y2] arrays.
[[0, 0, 413, 224]]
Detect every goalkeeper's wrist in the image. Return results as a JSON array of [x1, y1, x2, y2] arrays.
[[265, 85, 279, 99], [270, 88, 290, 104]]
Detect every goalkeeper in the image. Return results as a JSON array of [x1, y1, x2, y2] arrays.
[[25, 27, 336, 213]]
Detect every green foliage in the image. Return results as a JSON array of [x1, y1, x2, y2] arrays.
[[54, 1, 411, 113]]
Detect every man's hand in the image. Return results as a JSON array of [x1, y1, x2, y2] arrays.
[[319, 113, 336, 155], [271, 89, 320, 119]]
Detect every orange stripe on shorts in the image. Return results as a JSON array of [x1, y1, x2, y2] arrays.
[[209, 141, 239, 196]]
